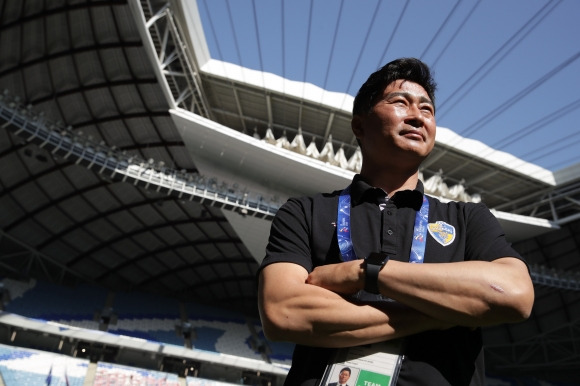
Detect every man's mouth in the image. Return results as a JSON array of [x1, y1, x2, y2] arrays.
[[400, 129, 424, 140]]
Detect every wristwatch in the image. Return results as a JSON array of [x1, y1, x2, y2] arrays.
[[363, 252, 390, 294]]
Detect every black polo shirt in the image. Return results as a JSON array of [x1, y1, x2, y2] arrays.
[[261, 175, 525, 386]]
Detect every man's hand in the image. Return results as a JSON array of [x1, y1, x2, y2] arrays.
[[306, 260, 365, 295]]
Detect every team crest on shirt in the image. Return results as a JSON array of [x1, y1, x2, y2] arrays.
[[428, 221, 456, 246]]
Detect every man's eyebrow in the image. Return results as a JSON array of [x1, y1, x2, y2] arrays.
[[384, 91, 434, 106]]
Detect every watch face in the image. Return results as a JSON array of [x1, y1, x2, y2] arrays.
[[366, 252, 389, 266]]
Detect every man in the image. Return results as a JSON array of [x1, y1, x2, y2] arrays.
[[328, 367, 351, 386], [258, 58, 534, 385]]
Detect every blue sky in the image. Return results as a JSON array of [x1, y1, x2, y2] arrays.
[[197, 0, 580, 172]]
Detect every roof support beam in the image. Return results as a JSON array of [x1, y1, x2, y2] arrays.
[[232, 86, 247, 132], [323, 112, 335, 143], [266, 93, 273, 128]]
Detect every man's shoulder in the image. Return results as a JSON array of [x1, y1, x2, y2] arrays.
[[312, 188, 344, 199], [282, 189, 343, 208], [274, 189, 343, 224]]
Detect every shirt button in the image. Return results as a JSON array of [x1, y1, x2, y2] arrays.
[[387, 211, 392, 215], [387, 229, 394, 235]]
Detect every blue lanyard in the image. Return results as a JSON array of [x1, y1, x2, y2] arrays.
[[337, 186, 429, 263]]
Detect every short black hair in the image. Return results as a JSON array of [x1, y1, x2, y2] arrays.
[[340, 367, 351, 375], [352, 57, 437, 116]]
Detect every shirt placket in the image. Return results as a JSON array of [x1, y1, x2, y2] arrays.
[[380, 198, 399, 258]]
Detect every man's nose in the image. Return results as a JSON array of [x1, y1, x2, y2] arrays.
[[404, 104, 425, 127]]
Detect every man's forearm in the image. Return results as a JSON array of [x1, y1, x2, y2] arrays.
[[377, 258, 534, 326], [307, 257, 534, 327], [259, 263, 451, 348]]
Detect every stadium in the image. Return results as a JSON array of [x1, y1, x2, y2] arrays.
[[0, 0, 579, 384]]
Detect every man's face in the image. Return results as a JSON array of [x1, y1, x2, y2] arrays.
[[352, 79, 436, 170], [338, 369, 350, 384]]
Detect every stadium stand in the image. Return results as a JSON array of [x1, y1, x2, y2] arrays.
[[0, 343, 247, 386], [1, 277, 294, 360], [0, 277, 292, 384], [0, 0, 579, 385], [0, 344, 89, 386]]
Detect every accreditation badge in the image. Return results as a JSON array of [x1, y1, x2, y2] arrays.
[[319, 340, 403, 386], [319, 290, 403, 386]]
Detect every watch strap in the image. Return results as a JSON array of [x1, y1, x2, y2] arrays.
[[364, 262, 382, 294], [364, 253, 389, 294]]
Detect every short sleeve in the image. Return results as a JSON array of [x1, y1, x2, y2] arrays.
[[260, 197, 314, 273], [464, 203, 524, 263]]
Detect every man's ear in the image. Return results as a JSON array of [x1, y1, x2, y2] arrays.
[[351, 115, 364, 141]]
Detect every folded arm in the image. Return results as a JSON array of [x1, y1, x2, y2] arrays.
[[306, 256, 534, 327], [258, 262, 452, 348]]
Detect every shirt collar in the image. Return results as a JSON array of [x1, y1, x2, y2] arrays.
[[350, 174, 424, 210]]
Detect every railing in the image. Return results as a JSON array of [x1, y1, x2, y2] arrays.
[[0, 91, 279, 220], [529, 264, 580, 291]]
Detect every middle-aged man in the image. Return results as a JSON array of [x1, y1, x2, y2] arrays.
[[258, 58, 534, 386]]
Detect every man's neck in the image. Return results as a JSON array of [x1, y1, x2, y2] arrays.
[[359, 168, 419, 197]]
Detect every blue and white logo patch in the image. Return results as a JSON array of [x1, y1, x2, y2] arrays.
[[428, 221, 456, 246]]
